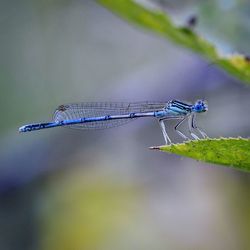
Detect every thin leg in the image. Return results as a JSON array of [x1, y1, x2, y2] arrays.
[[188, 114, 200, 140], [174, 117, 189, 141], [159, 120, 171, 144], [159, 116, 189, 142], [191, 114, 207, 138]]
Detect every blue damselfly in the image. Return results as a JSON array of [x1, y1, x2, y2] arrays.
[[19, 99, 208, 144]]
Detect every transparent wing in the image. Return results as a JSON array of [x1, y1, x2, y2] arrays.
[[53, 102, 166, 129]]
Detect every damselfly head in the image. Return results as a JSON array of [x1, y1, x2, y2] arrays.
[[192, 100, 208, 113]]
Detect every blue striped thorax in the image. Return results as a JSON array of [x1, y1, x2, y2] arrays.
[[166, 100, 192, 116]]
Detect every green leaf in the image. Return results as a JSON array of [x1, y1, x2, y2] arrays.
[[98, 0, 250, 84], [150, 138, 250, 172]]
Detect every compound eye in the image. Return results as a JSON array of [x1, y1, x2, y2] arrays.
[[196, 104, 202, 111]]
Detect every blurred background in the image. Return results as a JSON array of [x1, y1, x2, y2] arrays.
[[1, 0, 250, 249]]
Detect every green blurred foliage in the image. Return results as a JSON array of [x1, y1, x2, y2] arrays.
[[200, 0, 250, 52], [39, 167, 143, 250], [98, 0, 250, 83]]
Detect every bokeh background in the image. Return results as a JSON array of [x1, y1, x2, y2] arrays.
[[1, 0, 250, 249]]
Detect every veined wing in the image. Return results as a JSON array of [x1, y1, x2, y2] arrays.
[[53, 101, 166, 129]]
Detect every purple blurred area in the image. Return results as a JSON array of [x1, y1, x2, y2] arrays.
[[0, 0, 250, 249]]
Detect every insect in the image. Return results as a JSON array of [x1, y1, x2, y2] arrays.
[[19, 99, 208, 144], [186, 15, 198, 28]]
